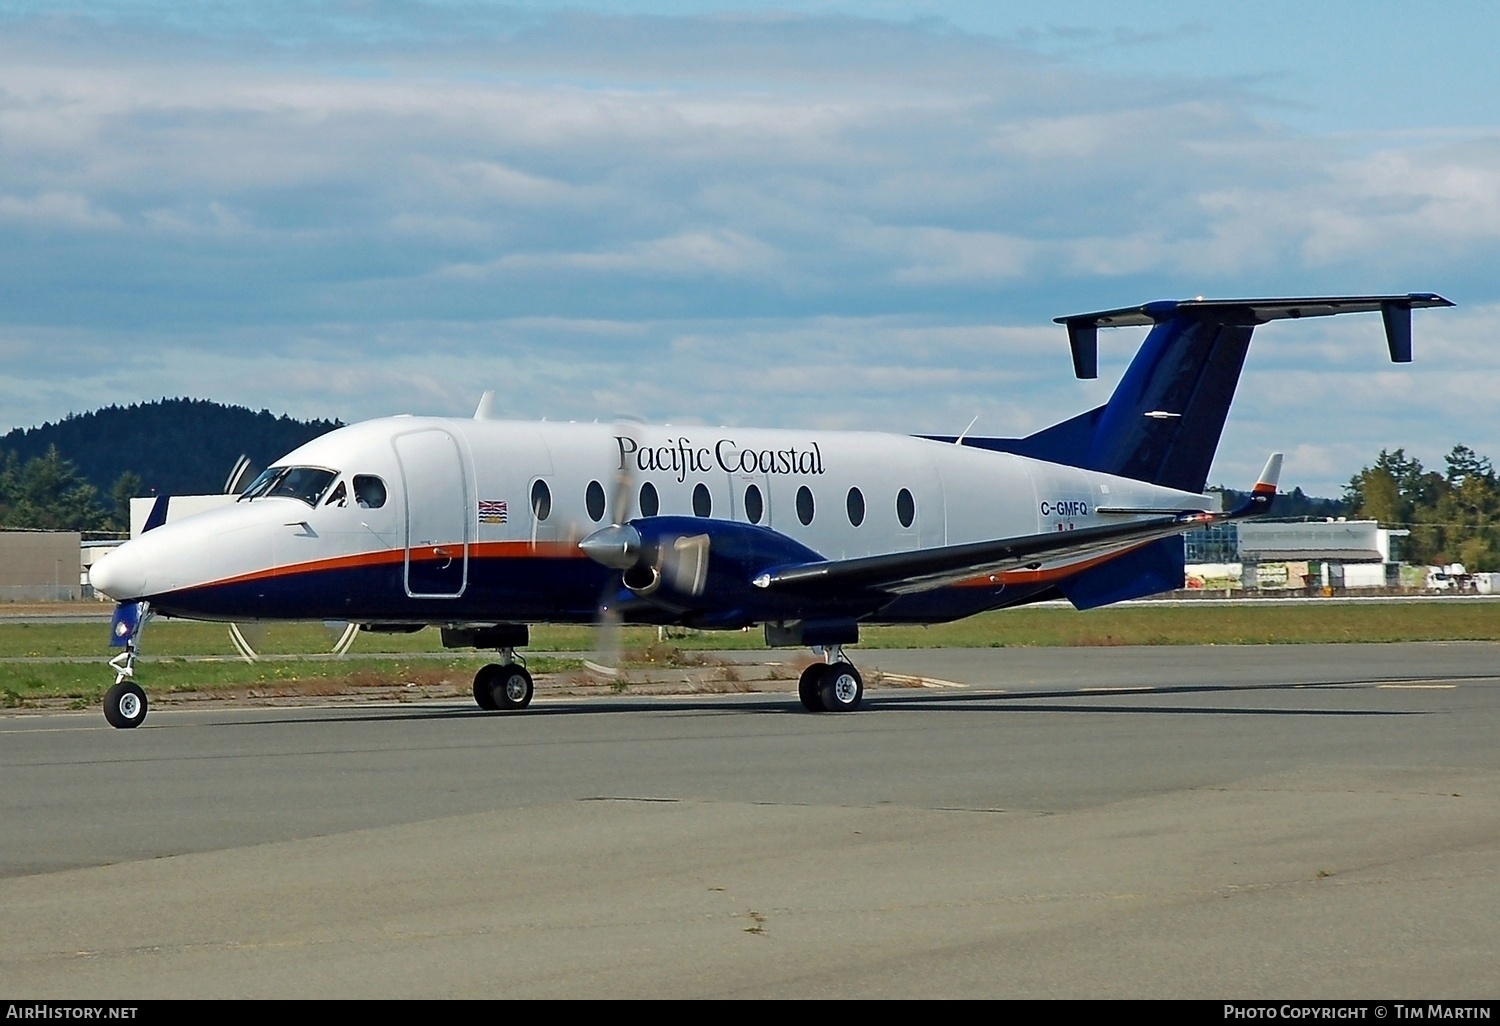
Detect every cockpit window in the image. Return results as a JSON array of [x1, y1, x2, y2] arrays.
[[353, 475, 387, 509], [324, 481, 348, 507], [238, 466, 337, 506]]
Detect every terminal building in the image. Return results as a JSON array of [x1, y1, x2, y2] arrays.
[[1184, 519, 1408, 592]]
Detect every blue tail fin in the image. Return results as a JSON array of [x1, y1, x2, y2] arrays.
[[929, 293, 1451, 493]]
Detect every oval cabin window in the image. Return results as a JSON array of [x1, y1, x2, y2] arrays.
[[639, 481, 659, 517], [692, 483, 712, 517], [796, 485, 815, 526], [531, 480, 552, 522], [846, 487, 865, 527], [744, 484, 764, 524], [585, 480, 607, 522], [896, 487, 915, 529]]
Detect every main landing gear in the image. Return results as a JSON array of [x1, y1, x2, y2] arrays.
[[442, 626, 535, 713], [797, 645, 863, 713], [472, 651, 534, 712]]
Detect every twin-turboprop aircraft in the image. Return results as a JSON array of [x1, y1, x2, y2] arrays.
[[88, 294, 1452, 727]]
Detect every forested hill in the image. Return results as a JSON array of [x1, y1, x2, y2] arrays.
[[1, 399, 341, 496]]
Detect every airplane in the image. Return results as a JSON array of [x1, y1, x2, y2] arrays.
[[87, 293, 1452, 728]]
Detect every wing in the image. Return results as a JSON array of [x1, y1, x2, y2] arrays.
[[753, 454, 1282, 599]]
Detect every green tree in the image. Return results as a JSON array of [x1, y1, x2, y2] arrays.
[[1345, 445, 1500, 570], [109, 471, 143, 533], [1, 446, 110, 531], [0, 451, 19, 524]]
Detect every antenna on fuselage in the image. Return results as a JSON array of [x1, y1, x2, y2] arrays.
[[474, 390, 496, 420], [954, 414, 980, 446]]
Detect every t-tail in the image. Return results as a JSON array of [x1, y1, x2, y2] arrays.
[[927, 293, 1451, 609], [942, 293, 1451, 492]]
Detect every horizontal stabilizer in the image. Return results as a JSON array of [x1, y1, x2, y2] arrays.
[[1056, 293, 1452, 379]]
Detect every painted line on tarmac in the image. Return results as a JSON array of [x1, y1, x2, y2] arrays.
[[879, 672, 970, 689]]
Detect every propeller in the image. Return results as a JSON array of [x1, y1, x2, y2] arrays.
[[582, 432, 639, 678], [577, 432, 715, 680]]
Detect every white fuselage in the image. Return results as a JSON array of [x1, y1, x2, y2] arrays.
[[89, 415, 1214, 622]]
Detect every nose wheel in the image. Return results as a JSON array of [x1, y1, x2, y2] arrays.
[[797, 647, 863, 712], [103, 680, 149, 729]]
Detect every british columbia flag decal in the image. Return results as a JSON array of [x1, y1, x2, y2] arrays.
[[478, 499, 508, 524]]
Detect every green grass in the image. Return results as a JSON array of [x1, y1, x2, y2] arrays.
[[1, 600, 1496, 703], [4, 601, 1499, 659], [0, 655, 583, 704]]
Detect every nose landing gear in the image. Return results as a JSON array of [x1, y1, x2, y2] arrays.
[[103, 601, 152, 729]]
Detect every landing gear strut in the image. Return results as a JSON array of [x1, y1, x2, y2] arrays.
[[440, 626, 535, 714], [797, 645, 863, 713], [103, 601, 151, 729]]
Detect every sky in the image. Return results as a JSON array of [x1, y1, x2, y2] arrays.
[[1, 1, 1497, 496]]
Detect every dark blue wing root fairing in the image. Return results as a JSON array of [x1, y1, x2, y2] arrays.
[[1056, 536, 1184, 611]]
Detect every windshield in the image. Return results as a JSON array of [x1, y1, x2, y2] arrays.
[[238, 466, 338, 506]]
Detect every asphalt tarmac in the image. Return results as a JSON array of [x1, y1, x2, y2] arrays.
[[1, 642, 1497, 998]]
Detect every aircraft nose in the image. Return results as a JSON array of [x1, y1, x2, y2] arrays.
[[89, 546, 147, 601]]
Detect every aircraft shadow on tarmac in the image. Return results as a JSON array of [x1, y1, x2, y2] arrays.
[[154, 673, 1495, 729]]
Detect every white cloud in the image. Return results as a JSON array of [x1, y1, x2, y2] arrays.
[[0, 7, 1495, 499]]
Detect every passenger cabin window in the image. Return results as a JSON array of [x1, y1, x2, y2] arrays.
[[531, 480, 552, 522], [237, 466, 337, 507], [744, 484, 764, 524], [353, 475, 387, 509], [796, 485, 815, 526], [586, 480, 607, 522], [896, 488, 915, 529], [640, 481, 659, 517], [692, 483, 712, 518], [846, 487, 865, 527]]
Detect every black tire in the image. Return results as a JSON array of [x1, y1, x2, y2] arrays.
[[491, 664, 534, 710], [798, 664, 827, 712], [818, 662, 863, 712], [103, 681, 148, 729], [473, 664, 501, 711]]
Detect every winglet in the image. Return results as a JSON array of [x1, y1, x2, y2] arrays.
[[1229, 451, 1283, 518], [1255, 452, 1283, 495]]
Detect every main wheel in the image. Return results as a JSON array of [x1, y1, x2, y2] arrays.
[[491, 664, 534, 710], [818, 662, 863, 712], [798, 664, 827, 712], [103, 681, 148, 729], [472, 664, 501, 711]]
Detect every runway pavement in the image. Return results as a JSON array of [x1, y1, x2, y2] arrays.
[[1, 642, 1497, 998]]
